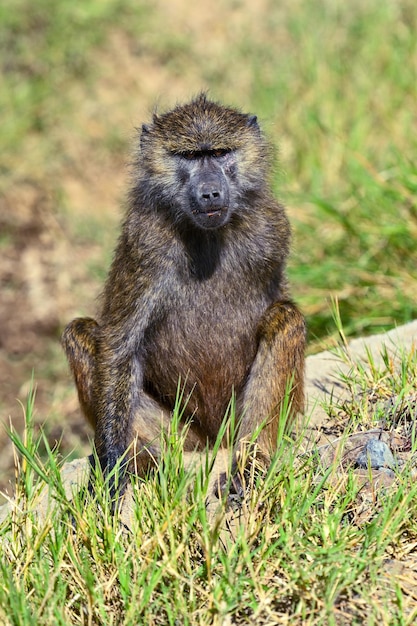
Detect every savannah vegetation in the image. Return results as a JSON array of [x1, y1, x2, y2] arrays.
[[0, 0, 416, 623]]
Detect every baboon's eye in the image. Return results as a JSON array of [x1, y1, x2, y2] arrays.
[[176, 148, 231, 160], [211, 148, 230, 158], [179, 151, 200, 160]]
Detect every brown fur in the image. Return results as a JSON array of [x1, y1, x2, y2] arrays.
[[62, 94, 306, 495]]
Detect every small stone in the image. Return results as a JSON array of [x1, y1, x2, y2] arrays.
[[355, 438, 396, 470]]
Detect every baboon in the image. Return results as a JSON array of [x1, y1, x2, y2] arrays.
[[62, 94, 306, 497]]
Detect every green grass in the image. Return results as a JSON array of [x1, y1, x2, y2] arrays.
[[0, 0, 145, 161], [1, 346, 417, 625], [246, 0, 417, 342]]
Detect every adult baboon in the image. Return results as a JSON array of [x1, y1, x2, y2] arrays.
[[62, 94, 306, 496]]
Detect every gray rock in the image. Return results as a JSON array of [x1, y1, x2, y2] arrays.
[[355, 438, 396, 470]]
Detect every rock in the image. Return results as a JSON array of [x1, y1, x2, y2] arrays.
[[355, 438, 396, 470]]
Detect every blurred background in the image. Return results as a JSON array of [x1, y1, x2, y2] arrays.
[[0, 0, 416, 500]]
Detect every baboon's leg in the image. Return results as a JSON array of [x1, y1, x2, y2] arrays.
[[62, 317, 100, 429], [237, 301, 306, 459], [62, 318, 205, 483]]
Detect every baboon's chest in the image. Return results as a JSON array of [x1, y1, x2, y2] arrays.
[[143, 288, 263, 427]]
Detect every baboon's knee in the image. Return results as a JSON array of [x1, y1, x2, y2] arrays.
[[62, 317, 100, 428]]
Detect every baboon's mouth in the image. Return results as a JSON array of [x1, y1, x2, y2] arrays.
[[191, 207, 229, 229], [192, 208, 224, 217]]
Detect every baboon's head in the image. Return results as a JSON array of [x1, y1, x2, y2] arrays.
[[137, 94, 270, 230]]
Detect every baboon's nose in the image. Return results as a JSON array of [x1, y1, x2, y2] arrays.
[[197, 176, 225, 209]]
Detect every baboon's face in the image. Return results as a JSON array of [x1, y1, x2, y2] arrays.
[[174, 148, 236, 230], [138, 95, 269, 231]]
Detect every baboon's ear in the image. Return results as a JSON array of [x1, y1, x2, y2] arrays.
[[140, 123, 151, 150], [247, 115, 259, 129]]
